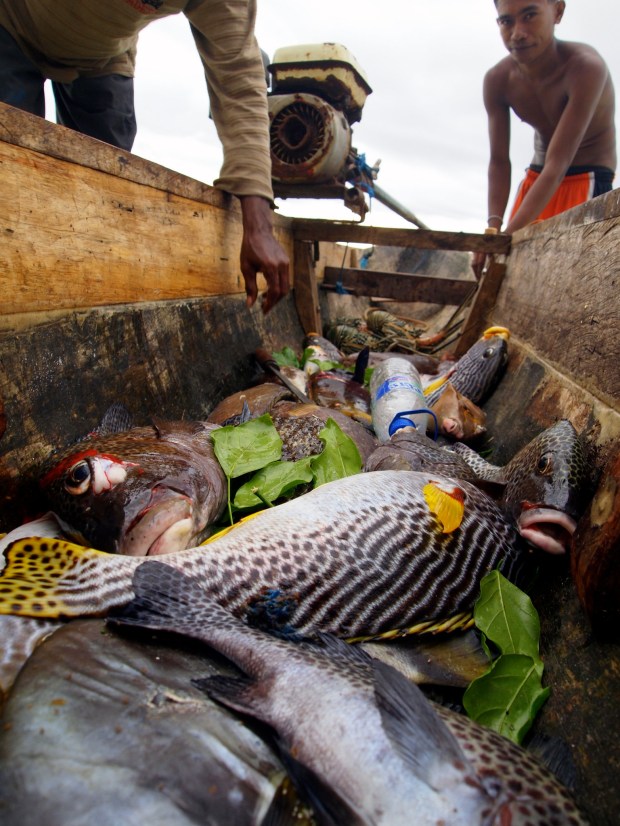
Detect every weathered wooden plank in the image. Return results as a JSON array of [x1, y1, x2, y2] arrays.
[[478, 344, 620, 826], [292, 218, 511, 254], [492, 189, 620, 408], [453, 259, 507, 357], [0, 141, 294, 317], [323, 266, 476, 305], [293, 240, 322, 334], [0, 101, 228, 209], [0, 293, 305, 531]]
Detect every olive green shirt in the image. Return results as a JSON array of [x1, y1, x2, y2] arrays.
[[0, 0, 274, 199]]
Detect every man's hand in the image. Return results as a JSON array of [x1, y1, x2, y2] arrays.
[[239, 196, 290, 314], [471, 251, 489, 279]]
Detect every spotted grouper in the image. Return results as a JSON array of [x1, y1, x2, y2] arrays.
[[449, 419, 588, 554], [1, 471, 527, 634], [365, 419, 588, 556], [105, 561, 588, 826]]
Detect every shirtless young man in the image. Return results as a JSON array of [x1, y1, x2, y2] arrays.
[[476, 0, 615, 270]]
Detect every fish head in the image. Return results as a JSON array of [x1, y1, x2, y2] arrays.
[[502, 420, 589, 555], [430, 383, 487, 441], [451, 327, 509, 405], [40, 423, 227, 555]]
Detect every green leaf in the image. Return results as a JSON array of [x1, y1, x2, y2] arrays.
[[233, 458, 314, 509], [311, 418, 362, 487], [211, 415, 282, 478], [301, 347, 343, 373], [463, 653, 550, 744], [273, 346, 300, 368], [474, 570, 542, 659]]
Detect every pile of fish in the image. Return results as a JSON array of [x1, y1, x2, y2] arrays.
[[0, 325, 593, 824]]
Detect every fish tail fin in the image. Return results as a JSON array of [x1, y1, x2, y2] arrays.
[[0, 538, 133, 618]]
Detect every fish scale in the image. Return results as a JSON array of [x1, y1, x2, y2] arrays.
[[0, 471, 525, 640]]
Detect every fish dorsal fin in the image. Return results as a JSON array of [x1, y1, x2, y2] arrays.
[[449, 442, 506, 484], [372, 659, 473, 789], [95, 402, 133, 437], [0, 538, 133, 618], [351, 346, 369, 384]]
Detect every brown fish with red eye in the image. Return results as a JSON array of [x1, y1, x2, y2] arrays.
[[39, 418, 227, 557]]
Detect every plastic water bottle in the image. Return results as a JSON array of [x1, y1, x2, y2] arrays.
[[370, 357, 431, 442]]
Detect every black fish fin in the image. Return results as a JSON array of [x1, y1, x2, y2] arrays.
[[314, 631, 374, 666], [239, 400, 252, 424], [526, 732, 578, 790], [94, 402, 133, 437], [192, 674, 264, 718], [109, 562, 206, 630], [261, 777, 314, 826], [275, 746, 359, 826], [372, 659, 470, 786], [352, 346, 370, 384]]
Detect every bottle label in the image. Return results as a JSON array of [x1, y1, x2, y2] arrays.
[[375, 376, 424, 402]]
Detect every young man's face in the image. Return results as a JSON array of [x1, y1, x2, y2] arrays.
[[495, 0, 565, 65]]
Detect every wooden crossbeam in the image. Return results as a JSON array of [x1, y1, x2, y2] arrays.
[[292, 219, 511, 255], [323, 266, 476, 305]]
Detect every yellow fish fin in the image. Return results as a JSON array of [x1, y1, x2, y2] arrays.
[[423, 374, 449, 397], [346, 611, 474, 643], [482, 326, 510, 340], [0, 538, 132, 619], [201, 511, 264, 545], [423, 480, 466, 533]]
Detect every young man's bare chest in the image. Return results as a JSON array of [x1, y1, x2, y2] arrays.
[[506, 70, 569, 141]]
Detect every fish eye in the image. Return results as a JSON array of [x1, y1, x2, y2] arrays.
[[537, 453, 554, 476], [65, 460, 92, 494]]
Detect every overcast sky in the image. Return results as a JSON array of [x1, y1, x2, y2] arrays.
[[49, 1, 618, 233]]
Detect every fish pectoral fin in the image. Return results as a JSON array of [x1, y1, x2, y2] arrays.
[[372, 659, 471, 786], [261, 776, 315, 826], [110, 561, 203, 635], [192, 673, 262, 718], [275, 746, 360, 826], [423, 481, 465, 533], [0, 538, 111, 618]]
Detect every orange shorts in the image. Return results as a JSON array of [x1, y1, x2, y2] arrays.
[[510, 165, 615, 223]]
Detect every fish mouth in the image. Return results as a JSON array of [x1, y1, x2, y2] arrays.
[[122, 489, 197, 557], [517, 506, 577, 555]]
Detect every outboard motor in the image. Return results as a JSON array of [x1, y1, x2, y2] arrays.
[[267, 44, 373, 201]]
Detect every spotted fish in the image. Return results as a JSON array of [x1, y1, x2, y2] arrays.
[[107, 561, 587, 826], [365, 420, 588, 555], [449, 419, 588, 554], [0, 471, 526, 637]]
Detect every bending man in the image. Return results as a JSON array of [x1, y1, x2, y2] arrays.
[[0, 0, 289, 313]]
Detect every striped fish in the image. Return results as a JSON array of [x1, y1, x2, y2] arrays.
[[0, 471, 524, 639], [424, 327, 509, 407]]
